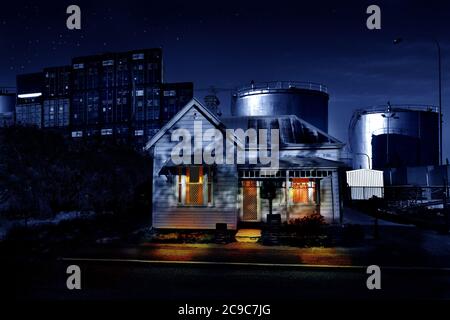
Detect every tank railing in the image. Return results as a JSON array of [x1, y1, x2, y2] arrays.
[[355, 104, 438, 114], [235, 81, 328, 95], [371, 127, 410, 136]]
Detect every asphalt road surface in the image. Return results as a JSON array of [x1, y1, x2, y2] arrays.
[[12, 259, 450, 300]]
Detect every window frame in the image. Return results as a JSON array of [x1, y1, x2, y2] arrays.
[[289, 178, 317, 205], [176, 166, 214, 207]]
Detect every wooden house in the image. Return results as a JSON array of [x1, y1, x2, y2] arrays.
[[145, 99, 345, 230]]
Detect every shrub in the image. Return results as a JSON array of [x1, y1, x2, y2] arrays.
[[286, 213, 326, 236]]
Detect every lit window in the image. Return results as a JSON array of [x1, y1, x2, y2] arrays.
[[163, 90, 176, 97], [187, 167, 203, 205], [73, 63, 84, 69], [132, 53, 144, 60], [290, 178, 316, 204], [101, 128, 113, 136], [71, 131, 83, 138], [177, 166, 213, 206]]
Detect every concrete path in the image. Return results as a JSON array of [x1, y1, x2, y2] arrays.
[[343, 207, 411, 226]]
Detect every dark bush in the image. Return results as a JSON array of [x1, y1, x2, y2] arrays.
[[286, 213, 326, 236]]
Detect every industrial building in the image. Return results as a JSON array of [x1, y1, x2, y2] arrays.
[[43, 66, 71, 128], [0, 89, 15, 127], [349, 104, 439, 170], [70, 48, 165, 140], [15, 73, 44, 128], [14, 48, 193, 145]]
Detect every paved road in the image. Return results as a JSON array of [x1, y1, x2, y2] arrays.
[[12, 259, 450, 300]]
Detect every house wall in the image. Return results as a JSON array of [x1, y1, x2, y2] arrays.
[[152, 107, 238, 230], [319, 172, 341, 223]]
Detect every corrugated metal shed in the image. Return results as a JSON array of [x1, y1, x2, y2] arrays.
[[346, 169, 384, 200]]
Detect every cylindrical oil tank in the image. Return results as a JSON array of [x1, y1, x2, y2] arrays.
[[349, 105, 439, 170], [231, 81, 329, 132], [0, 92, 15, 114]]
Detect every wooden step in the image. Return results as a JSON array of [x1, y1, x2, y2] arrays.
[[235, 229, 261, 243]]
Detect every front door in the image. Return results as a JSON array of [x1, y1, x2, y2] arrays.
[[242, 180, 259, 221]]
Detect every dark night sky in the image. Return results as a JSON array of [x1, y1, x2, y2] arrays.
[[1, 0, 449, 158]]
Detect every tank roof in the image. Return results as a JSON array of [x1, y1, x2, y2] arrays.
[[355, 104, 438, 115], [235, 81, 328, 96]]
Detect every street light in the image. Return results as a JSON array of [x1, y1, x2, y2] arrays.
[[393, 37, 443, 166], [356, 152, 371, 169]]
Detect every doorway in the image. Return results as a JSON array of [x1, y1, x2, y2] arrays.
[[242, 180, 259, 222]]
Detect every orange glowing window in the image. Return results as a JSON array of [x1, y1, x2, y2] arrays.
[[291, 178, 316, 204], [186, 166, 204, 205], [177, 166, 213, 206]]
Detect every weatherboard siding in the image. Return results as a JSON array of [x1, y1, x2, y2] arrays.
[[319, 171, 341, 223]]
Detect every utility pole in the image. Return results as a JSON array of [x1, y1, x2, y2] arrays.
[[436, 40, 443, 166]]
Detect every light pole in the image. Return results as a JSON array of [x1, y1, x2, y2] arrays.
[[394, 37, 443, 165], [381, 102, 397, 167], [356, 152, 371, 169]]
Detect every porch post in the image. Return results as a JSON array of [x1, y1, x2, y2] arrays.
[[330, 172, 335, 224], [285, 170, 289, 222]]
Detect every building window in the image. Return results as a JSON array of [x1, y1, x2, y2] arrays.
[[102, 60, 114, 66], [290, 178, 316, 204], [71, 131, 83, 138], [164, 90, 177, 97], [177, 166, 213, 206], [101, 128, 113, 136], [132, 53, 144, 60], [186, 166, 203, 205]]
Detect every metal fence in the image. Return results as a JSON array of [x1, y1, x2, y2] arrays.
[[348, 186, 450, 204]]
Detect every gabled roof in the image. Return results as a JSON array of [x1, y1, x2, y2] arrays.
[[144, 98, 241, 151]]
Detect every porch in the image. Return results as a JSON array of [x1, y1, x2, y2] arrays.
[[237, 158, 342, 225]]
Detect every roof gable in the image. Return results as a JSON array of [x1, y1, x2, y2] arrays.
[[144, 98, 240, 151]]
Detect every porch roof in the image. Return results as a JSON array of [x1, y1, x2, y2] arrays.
[[158, 157, 217, 175], [238, 156, 346, 170], [158, 156, 344, 176]]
